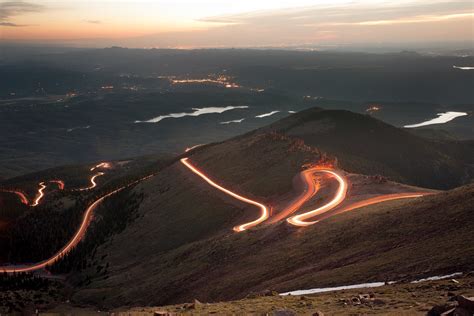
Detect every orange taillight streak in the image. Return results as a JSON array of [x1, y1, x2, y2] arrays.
[[270, 169, 321, 223], [287, 169, 348, 227], [50, 180, 65, 190], [1, 174, 154, 273], [334, 193, 429, 216], [180, 157, 269, 232], [31, 182, 47, 207], [0, 190, 29, 205], [76, 172, 104, 191]]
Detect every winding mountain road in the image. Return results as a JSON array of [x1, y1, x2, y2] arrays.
[[1, 180, 64, 207], [50, 180, 65, 190], [1, 186, 127, 273], [0, 163, 108, 207], [181, 149, 430, 230], [1, 150, 431, 273], [31, 182, 47, 207], [333, 192, 430, 217], [181, 157, 269, 232], [0, 190, 29, 205], [0, 171, 153, 273], [269, 168, 321, 224], [75, 172, 105, 191], [286, 168, 348, 227], [0, 162, 123, 273]]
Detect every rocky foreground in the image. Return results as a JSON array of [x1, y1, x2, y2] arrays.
[[43, 273, 474, 315]]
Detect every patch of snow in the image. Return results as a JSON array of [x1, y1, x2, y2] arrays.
[[220, 118, 245, 124], [288, 110, 297, 114], [453, 65, 474, 70], [411, 272, 462, 284], [280, 282, 386, 296], [135, 106, 248, 123], [280, 272, 463, 296], [404, 111, 467, 128], [255, 110, 280, 118], [67, 125, 90, 132]]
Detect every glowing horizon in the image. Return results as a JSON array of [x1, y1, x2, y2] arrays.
[[0, 0, 472, 47]]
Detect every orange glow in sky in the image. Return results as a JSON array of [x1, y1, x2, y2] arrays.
[[1, 0, 472, 47]]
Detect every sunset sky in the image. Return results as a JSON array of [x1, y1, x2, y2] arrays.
[[0, 0, 473, 48]]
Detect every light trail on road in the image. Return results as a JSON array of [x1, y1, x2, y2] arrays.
[[76, 172, 105, 191], [287, 169, 348, 227], [90, 162, 111, 171], [1, 188, 124, 273], [283, 168, 430, 227], [185, 144, 204, 153], [270, 169, 321, 224], [1, 180, 64, 207], [50, 180, 65, 190], [0, 190, 29, 205], [1, 174, 154, 273], [333, 193, 430, 216], [1, 166, 105, 208], [1, 145, 433, 273], [0, 160, 157, 273], [31, 182, 47, 207], [180, 156, 269, 232], [181, 148, 429, 230]]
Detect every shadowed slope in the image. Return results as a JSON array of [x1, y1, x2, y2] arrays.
[[259, 108, 473, 189]]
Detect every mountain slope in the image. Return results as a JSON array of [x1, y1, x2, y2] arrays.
[[256, 108, 473, 189], [4, 107, 471, 309], [65, 109, 473, 308], [72, 180, 474, 308]]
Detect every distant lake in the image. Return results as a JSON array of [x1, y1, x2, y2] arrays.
[[453, 65, 474, 70], [404, 111, 468, 128], [134, 106, 248, 123]]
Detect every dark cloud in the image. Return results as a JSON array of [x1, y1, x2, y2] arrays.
[[84, 20, 102, 24], [0, 21, 27, 27], [198, 1, 473, 27], [0, 1, 44, 23]]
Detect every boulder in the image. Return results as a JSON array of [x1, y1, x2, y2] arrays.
[[439, 308, 456, 316], [456, 295, 474, 312], [358, 294, 371, 304], [182, 299, 203, 310], [427, 302, 458, 316], [440, 307, 471, 316], [452, 307, 471, 316]]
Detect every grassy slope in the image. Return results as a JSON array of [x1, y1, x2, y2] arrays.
[[71, 168, 474, 308], [189, 133, 321, 198], [69, 163, 254, 307]]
